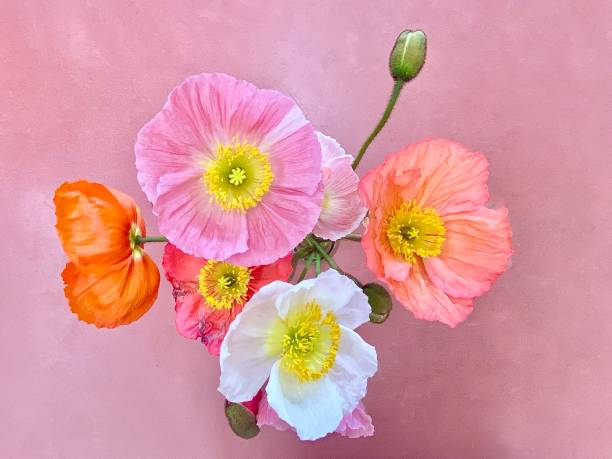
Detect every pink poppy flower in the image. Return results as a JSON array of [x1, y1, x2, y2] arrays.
[[257, 393, 374, 439], [312, 133, 367, 241], [136, 73, 322, 266], [162, 243, 292, 355], [359, 139, 512, 327]]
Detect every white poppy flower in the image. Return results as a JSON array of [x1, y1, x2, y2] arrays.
[[218, 269, 378, 440]]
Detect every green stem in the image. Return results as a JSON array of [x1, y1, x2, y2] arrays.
[[297, 255, 314, 282], [342, 233, 362, 242], [352, 80, 405, 170], [136, 235, 168, 244], [307, 236, 342, 272]]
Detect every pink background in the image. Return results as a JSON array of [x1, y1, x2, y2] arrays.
[[2, 1, 611, 457]]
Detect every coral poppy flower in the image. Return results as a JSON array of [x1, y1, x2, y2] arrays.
[[162, 243, 292, 356], [218, 269, 377, 440], [54, 181, 160, 327], [359, 139, 512, 327], [135, 73, 322, 266], [312, 133, 366, 241]]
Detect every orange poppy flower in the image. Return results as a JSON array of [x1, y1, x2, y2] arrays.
[[54, 181, 160, 327]]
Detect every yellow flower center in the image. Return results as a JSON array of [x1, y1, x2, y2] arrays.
[[197, 260, 251, 310], [386, 200, 446, 263], [266, 301, 340, 382], [204, 142, 274, 212]]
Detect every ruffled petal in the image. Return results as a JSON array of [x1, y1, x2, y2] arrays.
[[174, 293, 204, 340], [154, 170, 248, 260], [259, 108, 321, 195], [54, 181, 137, 272], [335, 402, 375, 439], [62, 255, 160, 328], [256, 393, 292, 431], [219, 281, 293, 402], [201, 306, 240, 356], [227, 185, 323, 266], [266, 362, 344, 441], [248, 253, 293, 293], [395, 139, 490, 215], [327, 327, 378, 415], [302, 269, 371, 330], [424, 206, 512, 298], [162, 243, 205, 293], [313, 133, 366, 241], [393, 260, 474, 327]]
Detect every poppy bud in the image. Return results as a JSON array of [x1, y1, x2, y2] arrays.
[[389, 30, 427, 82], [224, 401, 260, 439], [363, 283, 393, 324]]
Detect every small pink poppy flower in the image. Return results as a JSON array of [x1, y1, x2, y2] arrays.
[[162, 243, 291, 355], [136, 73, 322, 266], [257, 392, 374, 439], [359, 139, 512, 327], [312, 133, 367, 241]]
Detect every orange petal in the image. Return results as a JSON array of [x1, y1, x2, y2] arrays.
[[62, 255, 160, 328], [54, 181, 144, 272]]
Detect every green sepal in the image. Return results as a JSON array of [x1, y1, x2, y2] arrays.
[[224, 401, 260, 439]]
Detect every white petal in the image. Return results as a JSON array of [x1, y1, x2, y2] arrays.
[[266, 361, 344, 441], [328, 326, 378, 414], [218, 281, 292, 402], [273, 278, 316, 318], [307, 269, 371, 329]]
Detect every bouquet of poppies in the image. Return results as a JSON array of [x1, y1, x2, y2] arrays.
[[53, 30, 512, 441]]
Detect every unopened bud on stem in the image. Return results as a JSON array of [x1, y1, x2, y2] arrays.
[[389, 30, 427, 82], [363, 283, 393, 324]]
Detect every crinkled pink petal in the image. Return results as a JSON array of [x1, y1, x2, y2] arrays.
[[257, 395, 374, 438], [154, 170, 249, 260], [334, 402, 375, 439], [313, 133, 366, 241], [135, 73, 322, 264], [256, 393, 291, 432], [424, 206, 512, 298], [201, 306, 240, 356], [174, 293, 204, 340], [162, 242, 205, 293], [227, 185, 323, 266]]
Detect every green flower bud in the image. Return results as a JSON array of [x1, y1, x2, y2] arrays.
[[363, 283, 393, 324], [389, 30, 427, 82], [224, 401, 260, 439]]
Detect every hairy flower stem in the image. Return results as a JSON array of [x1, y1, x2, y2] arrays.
[[352, 80, 405, 171], [342, 233, 362, 242], [135, 235, 168, 244], [307, 236, 342, 272]]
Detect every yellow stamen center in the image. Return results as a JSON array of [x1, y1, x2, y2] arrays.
[[204, 142, 273, 212], [386, 200, 446, 263], [266, 301, 340, 382], [197, 260, 251, 310]]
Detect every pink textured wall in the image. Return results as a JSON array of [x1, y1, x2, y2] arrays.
[[2, 1, 611, 457]]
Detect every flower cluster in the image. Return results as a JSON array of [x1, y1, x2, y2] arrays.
[[53, 30, 512, 441]]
